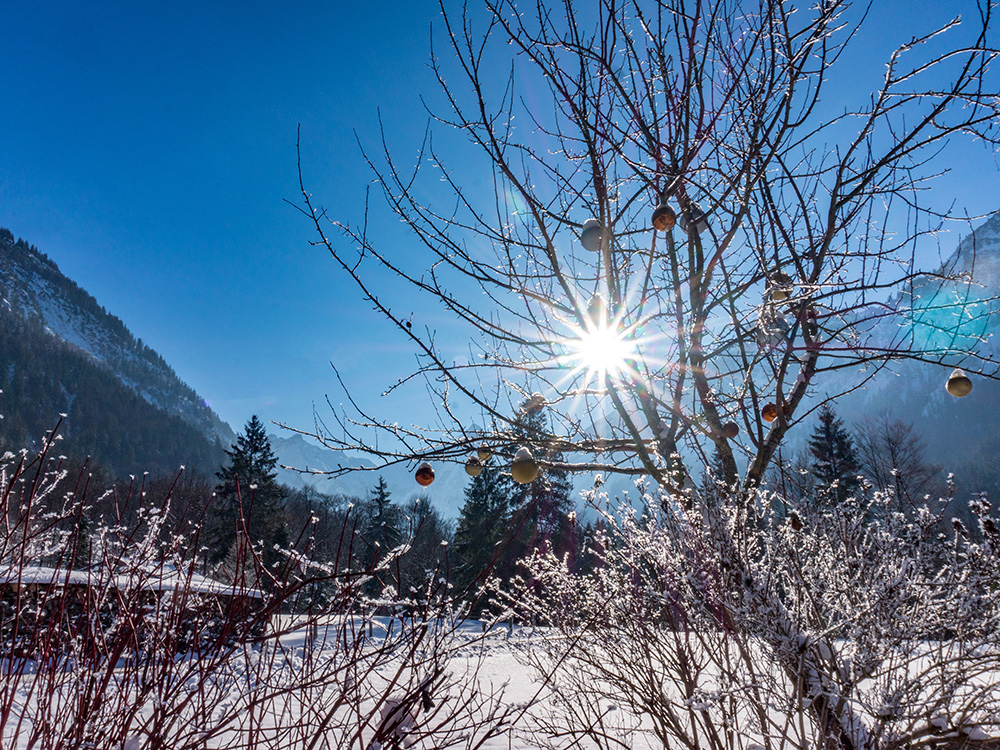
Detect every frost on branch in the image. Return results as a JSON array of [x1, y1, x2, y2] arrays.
[[0, 440, 513, 750], [504, 486, 1000, 749]]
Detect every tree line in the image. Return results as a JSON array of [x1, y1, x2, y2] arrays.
[[205, 412, 588, 613], [212, 404, 954, 617]]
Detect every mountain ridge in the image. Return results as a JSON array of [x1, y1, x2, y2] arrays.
[[0, 227, 234, 448], [0, 227, 234, 477]]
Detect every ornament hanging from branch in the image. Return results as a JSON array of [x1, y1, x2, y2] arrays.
[[415, 462, 435, 487], [946, 368, 973, 397], [651, 202, 676, 231], [767, 271, 794, 302], [678, 204, 709, 234], [465, 455, 483, 477], [511, 447, 539, 484], [587, 293, 607, 327], [580, 218, 604, 253]]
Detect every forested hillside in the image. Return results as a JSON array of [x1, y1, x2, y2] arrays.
[[0, 297, 226, 476], [0, 227, 231, 476]]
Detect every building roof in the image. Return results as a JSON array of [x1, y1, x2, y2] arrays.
[[0, 565, 264, 599]]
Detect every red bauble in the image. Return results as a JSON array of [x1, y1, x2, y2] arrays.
[[415, 462, 435, 487]]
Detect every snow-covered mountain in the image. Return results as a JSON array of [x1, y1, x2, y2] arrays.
[[812, 213, 1000, 493], [943, 211, 1000, 290], [0, 228, 235, 476], [0, 228, 234, 448]]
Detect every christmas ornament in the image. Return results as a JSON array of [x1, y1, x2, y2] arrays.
[[465, 455, 483, 477], [768, 271, 793, 302], [678, 204, 709, 234], [587, 293, 606, 326], [580, 218, 604, 253], [651, 203, 676, 231], [946, 368, 973, 397], [511, 446, 539, 484], [415, 462, 435, 487]]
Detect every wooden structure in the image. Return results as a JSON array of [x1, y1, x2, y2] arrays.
[[0, 564, 265, 656]]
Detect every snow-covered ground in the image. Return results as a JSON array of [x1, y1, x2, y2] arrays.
[[0, 614, 679, 750], [5, 611, 1000, 749], [0, 616, 521, 749]]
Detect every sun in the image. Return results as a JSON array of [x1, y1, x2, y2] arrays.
[[566, 323, 640, 381]]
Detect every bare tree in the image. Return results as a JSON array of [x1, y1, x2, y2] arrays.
[[294, 1, 1000, 747], [855, 412, 944, 513]]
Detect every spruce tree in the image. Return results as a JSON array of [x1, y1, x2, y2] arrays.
[[497, 406, 576, 587], [364, 476, 402, 552], [808, 404, 861, 505], [361, 476, 402, 597], [211, 415, 288, 570], [452, 458, 511, 602]]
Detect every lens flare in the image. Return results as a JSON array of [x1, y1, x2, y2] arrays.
[[566, 323, 639, 381]]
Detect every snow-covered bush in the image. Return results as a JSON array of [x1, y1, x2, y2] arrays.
[[0, 436, 512, 749], [507, 485, 1000, 749]]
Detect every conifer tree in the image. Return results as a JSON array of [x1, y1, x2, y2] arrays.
[[211, 415, 288, 570], [497, 406, 576, 586], [364, 476, 401, 551], [808, 404, 861, 506], [361, 476, 402, 597], [452, 458, 510, 601]]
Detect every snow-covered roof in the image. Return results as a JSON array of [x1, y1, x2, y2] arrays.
[[0, 566, 93, 587], [129, 570, 264, 599], [0, 565, 263, 598]]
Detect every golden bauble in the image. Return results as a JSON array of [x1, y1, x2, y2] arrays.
[[465, 455, 484, 477], [511, 447, 539, 484], [946, 368, 973, 397]]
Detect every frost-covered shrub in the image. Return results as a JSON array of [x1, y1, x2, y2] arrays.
[[0, 438, 512, 749], [507, 486, 1000, 750]]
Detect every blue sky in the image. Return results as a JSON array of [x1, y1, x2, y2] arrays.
[[1, 1, 443, 435], [3, 0, 1000, 440]]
